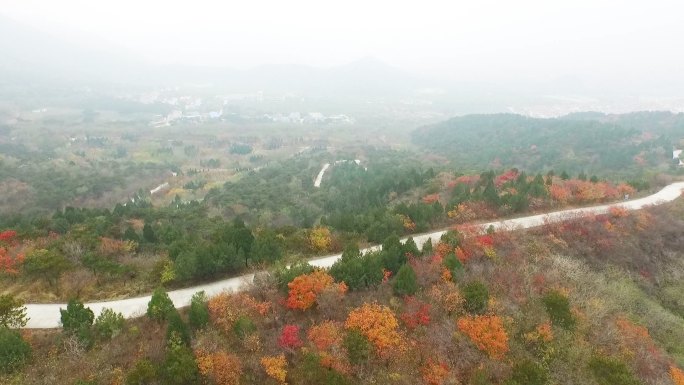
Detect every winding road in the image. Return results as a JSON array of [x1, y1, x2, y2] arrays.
[[23, 182, 684, 329]]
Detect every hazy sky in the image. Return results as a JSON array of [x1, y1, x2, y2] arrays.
[[2, 0, 683, 83]]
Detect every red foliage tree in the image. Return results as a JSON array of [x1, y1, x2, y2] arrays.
[[494, 169, 519, 188], [0, 230, 18, 244], [422, 194, 440, 204], [278, 324, 303, 350], [400, 297, 431, 330], [0, 247, 24, 276]]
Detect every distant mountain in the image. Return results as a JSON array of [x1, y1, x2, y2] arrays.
[[0, 16, 145, 85], [150, 57, 429, 99], [411, 112, 684, 177], [0, 16, 433, 98]]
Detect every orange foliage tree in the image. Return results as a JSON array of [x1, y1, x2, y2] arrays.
[[421, 359, 450, 385], [671, 366, 684, 385], [422, 194, 440, 204], [615, 317, 668, 379], [286, 270, 346, 310], [457, 315, 509, 359], [345, 302, 402, 356], [261, 354, 288, 385], [399, 214, 417, 232], [207, 292, 270, 334], [98, 237, 137, 256], [196, 350, 243, 385], [447, 201, 496, 222], [549, 184, 571, 204], [307, 321, 349, 373], [523, 321, 553, 343], [307, 321, 343, 351]]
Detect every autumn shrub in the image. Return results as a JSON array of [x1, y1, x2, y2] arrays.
[[457, 315, 509, 359], [196, 350, 242, 385], [309, 226, 332, 251], [278, 324, 303, 350], [463, 281, 489, 314], [0, 326, 31, 374], [147, 288, 175, 322], [261, 354, 287, 384], [542, 290, 575, 330], [615, 317, 667, 380], [207, 292, 270, 335], [0, 244, 24, 276], [345, 302, 402, 356], [308, 321, 343, 351], [188, 291, 209, 330], [343, 328, 371, 364], [523, 322, 554, 346], [392, 264, 418, 296], [125, 358, 157, 385], [94, 307, 125, 340], [98, 237, 137, 257], [400, 297, 431, 330], [286, 270, 346, 310], [421, 360, 450, 385], [428, 281, 464, 315], [671, 366, 684, 385], [588, 355, 641, 385], [505, 360, 548, 385]]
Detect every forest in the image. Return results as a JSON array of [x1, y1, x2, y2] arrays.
[[412, 112, 684, 178], [0, 151, 650, 303]]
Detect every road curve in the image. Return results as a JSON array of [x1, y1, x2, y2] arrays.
[[313, 163, 330, 187], [23, 182, 684, 329]]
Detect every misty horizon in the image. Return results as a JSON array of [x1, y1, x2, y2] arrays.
[[2, 1, 684, 116]]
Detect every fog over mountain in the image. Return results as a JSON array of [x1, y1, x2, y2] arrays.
[[2, 1, 684, 114]]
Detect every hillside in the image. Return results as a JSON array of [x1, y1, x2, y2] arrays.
[[2, 197, 684, 384], [411, 112, 684, 177]]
